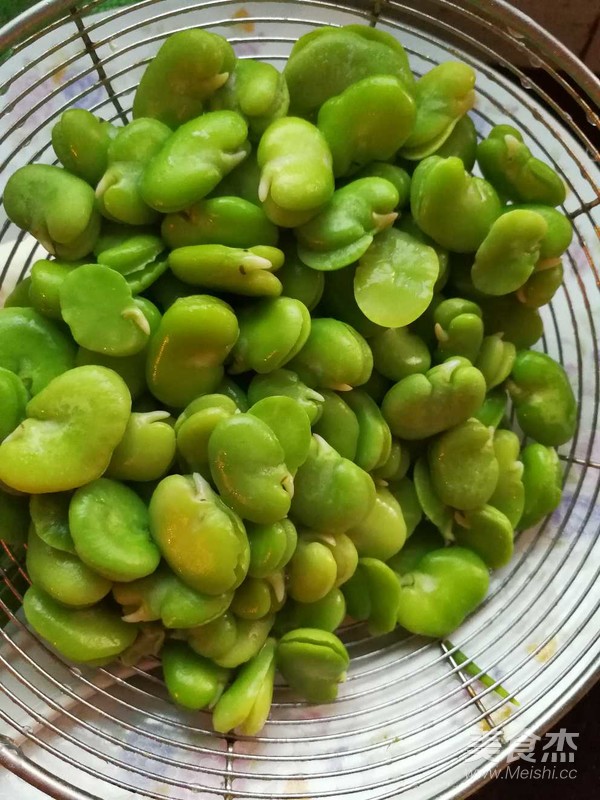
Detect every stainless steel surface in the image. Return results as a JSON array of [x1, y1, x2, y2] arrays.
[[0, 2, 598, 798]]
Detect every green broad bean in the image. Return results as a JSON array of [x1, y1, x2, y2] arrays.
[[96, 118, 172, 225], [230, 573, 286, 620], [210, 150, 262, 205], [474, 388, 508, 428], [29, 259, 82, 321], [507, 350, 577, 446], [519, 443, 562, 530], [395, 546, 489, 638], [52, 109, 117, 185], [209, 414, 293, 524], [516, 262, 564, 309], [162, 641, 229, 711], [248, 369, 324, 424], [479, 295, 544, 349], [146, 295, 239, 408], [387, 522, 445, 574], [169, 244, 284, 297], [501, 203, 573, 265], [94, 230, 168, 295], [318, 264, 384, 339], [291, 434, 376, 534], [433, 297, 484, 364], [433, 298, 481, 332], [162, 196, 278, 250], [127, 295, 161, 333], [353, 163, 411, 208], [113, 563, 232, 628], [289, 318, 372, 391], [372, 440, 409, 482], [146, 271, 194, 310], [323, 531, 359, 587], [296, 178, 399, 271], [488, 429, 525, 528], [453, 505, 514, 569], [0, 367, 27, 442], [429, 418, 499, 511], [210, 59, 289, 140], [60, 265, 152, 356], [343, 557, 401, 635], [247, 519, 297, 579], [475, 334, 516, 389], [394, 214, 449, 292], [355, 228, 439, 328], [477, 124, 566, 206], [186, 613, 275, 669], [149, 474, 249, 595], [26, 527, 112, 608], [411, 156, 502, 252], [248, 396, 312, 472], [400, 62, 475, 160], [94, 224, 161, 267], [106, 411, 176, 482], [184, 613, 242, 660], [213, 638, 276, 735], [175, 392, 238, 432], [230, 297, 311, 374], [3, 277, 33, 308], [389, 477, 422, 538], [344, 389, 392, 472], [276, 628, 349, 703], [284, 25, 414, 118], [312, 390, 360, 462], [275, 588, 346, 635], [69, 478, 159, 582], [0, 365, 130, 494], [257, 117, 334, 227], [382, 357, 487, 440], [75, 347, 147, 401], [133, 29, 236, 128], [413, 456, 454, 541], [4, 164, 100, 259], [347, 485, 406, 560], [141, 111, 250, 213], [432, 113, 477, 171], [317, 76, 416, 176], [471, 209, 548, 295], [409, 292, 446, 348], [217, 377, 249, 411], [276, 246, 324, 311], [23, 585, 137, 664], [0, 489, 29, 545], [175, 395, 238, 475], [30, 492, 74, 553], [370, 328, 431, 383], [0, 307, 75, 395], [287, 531, 357, 603]]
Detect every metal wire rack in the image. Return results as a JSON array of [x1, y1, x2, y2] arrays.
[[0, 1, 598, 798]]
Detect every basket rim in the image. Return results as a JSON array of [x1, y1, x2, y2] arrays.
[[0, 0, 599, 109]]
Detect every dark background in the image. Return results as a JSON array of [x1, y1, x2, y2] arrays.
[[474, 682, 599, 799]]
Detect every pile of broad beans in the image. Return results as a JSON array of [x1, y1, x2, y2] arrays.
[[0, 24, 576, 735]]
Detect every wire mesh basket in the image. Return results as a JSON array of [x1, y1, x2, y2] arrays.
[[0, 1, 599, 798]]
